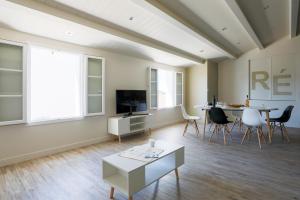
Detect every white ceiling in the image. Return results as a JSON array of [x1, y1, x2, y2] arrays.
[[237, 0, 289, 46], [0, 0, 294, 66], [159, 0, 256, 55], [53, 0, 225, 59], [0, 0, 197, 66]]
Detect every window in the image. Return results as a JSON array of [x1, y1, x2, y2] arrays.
[[0, 42, 105, 126], [29, 46, 83, 123], [158, 69, 175, 108], [150, 68, 183, 109]]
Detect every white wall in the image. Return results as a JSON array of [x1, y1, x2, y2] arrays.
[[185, 63, 207, 117], [185, 61, 218, 118], [0, 27, 185, 166], [219, 36, 300, 127], [207, 61, 218, 104]]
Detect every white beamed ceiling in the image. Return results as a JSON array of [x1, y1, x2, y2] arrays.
[[53, 0, 224, 59], [0, 0, 292, 66], [170, 0, 256, 52], [0, 0, 197, 66]]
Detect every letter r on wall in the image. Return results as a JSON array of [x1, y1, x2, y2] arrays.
[[252, 71, 270, 90]]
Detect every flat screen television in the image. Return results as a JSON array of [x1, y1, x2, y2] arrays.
[[116, 90, 147, 116]]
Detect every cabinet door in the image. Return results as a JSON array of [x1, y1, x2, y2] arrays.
[[118, 118, 130, 134], [86, 56, 105, 116], [176, 72, 183, 106], [149, 68, 158, 109], [0, 41, 25, 125]]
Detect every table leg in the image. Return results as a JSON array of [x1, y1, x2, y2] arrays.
[[175, 168, 179, 179], [110, 187, 114, 199], [265, 111, 272, 144], [203, 110, 208, 140], [149, 128, 152, 136], [118, 135, 121, 143]]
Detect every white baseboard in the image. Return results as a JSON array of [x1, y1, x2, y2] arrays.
[[0, 120, 184, 167], [0, 135, 112, 167], [152, 119, 185, 130]]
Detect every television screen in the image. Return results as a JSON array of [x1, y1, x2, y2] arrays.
[[116, 90, 147, 114]]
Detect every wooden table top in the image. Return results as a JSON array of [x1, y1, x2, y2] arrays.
[[194, 105, 279, 112]]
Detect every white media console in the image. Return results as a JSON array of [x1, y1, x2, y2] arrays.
[[108, 114, 152, 142]]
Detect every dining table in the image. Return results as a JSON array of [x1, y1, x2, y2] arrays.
[[194, 105, 279, 144]]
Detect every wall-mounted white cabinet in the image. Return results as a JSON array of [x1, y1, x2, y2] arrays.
[[0, 40, 25, 125], [149, 68, 158, 109], [176, 72, 183, 105], [85, 56, 105, 116]]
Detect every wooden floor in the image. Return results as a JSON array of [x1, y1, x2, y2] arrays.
[[0, 123, 300, 200]]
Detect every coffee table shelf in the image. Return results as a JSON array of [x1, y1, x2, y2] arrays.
[[145, 153, 175, 185], [102, 140, 184, 200]]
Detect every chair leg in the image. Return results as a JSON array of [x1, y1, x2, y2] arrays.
[[209, 130, 215, 143], [247, 128, 252, 141], [212, 124, 217, 133], [270, 122, 274, 137], [183, 121, 189, 136], [230, 119, 238, 133], [225, 125, 233, 141], [208, 123, 214, 132], [259, 127, 266, 144], [279, 123, 284, 141], [256, 128, 262, 149], [209, 124, 218, 142], [241, 127, 250, 144], [282, 124, 290, 143], [216, 125, 220, 134], [239, 118, 243, 132], [222, 126, 227, 145], [194, 120, 200, 136], [217, 125, 221, 139]]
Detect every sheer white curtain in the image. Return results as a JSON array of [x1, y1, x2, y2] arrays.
[[157, 69, 175, 108], [29, 46, 82, 123]]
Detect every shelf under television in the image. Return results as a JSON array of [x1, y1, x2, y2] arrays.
[[88, 94, 102, 97], [0, 95, 22, 98], [0, 67, 22, 72], [88, 75, 102, 79], [130, 122, 145, 126]]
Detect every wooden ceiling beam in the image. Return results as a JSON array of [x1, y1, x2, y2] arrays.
[[131, 0, 237, 59], [289, 0, 299, 38], [224, 0, 264, 49]]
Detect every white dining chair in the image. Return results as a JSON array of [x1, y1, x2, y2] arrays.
[[180, 105, 201, 136], [242, 108, 266, 149]]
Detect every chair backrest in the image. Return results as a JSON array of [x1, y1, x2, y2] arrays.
[[180, 105, 189, 120], [209, 107, 228, 124], [242, 108, 263, 127], [279, 105, 294, 123]]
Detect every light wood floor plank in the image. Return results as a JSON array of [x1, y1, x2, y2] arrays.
[[0, 123, 300, 200]]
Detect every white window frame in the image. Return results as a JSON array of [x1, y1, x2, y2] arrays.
[[149, 67, 184, 110], [0, 40, 107, 127], [27, 45, 85, 125]]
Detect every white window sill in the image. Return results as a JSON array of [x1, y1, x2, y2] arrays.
[[150, 105, 181, 111], [26, 117, 84, 126]]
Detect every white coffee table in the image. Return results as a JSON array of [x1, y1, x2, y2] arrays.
[[102, 140, 185, 200]]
